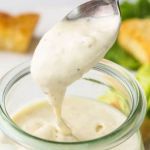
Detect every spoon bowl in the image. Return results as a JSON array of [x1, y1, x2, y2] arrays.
[[65, 0, 120, 20]]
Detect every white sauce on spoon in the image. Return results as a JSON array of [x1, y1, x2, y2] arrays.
[[31, 15, 120, 136]]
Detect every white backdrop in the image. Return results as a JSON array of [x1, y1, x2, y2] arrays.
[[0, 0, 90, 36], [0, 0, 133, 36]]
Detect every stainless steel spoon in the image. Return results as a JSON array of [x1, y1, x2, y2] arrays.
[[65, 0, 120, 20]]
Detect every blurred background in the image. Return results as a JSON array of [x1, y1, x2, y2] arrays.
[[0, 0, 149, 147]]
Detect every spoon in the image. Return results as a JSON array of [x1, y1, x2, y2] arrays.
[[65, 0, 120, 21]]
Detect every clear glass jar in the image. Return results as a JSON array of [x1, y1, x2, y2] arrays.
[[0, 60, 146, 150]]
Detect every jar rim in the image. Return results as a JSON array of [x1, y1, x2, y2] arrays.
[[0, 59, 146, 149]]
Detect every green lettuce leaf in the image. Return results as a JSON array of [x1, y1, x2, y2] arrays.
[[105, 0, 150, 70], [136, 64, 150, 98], [136, 65, 150, 117], [120, 0, 150, 20], [105, 42, 141, 70]]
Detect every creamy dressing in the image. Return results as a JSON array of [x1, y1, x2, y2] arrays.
[[0, 97, 142, 150], [13, 97, 126, 142], [31, 15, 120, 136]]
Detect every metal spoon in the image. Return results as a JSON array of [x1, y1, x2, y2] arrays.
[[65, 0, 120, 21]]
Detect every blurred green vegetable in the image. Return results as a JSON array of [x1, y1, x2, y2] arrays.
[[147, 98, 150, 118], [120, 0, 150, 20], [104, 0, 150, 118], [136, 65, 150, 117], [137, 0, 150, 18], [97, 64, 150, 117], [105, 0, 150, 70], [120, 1, 138, 20], [105, 43, 141, 70], [136, 64, 150, 98]]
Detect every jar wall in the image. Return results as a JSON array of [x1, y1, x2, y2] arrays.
[[0, 62, 146, 150], [0, 118, 145, 150]]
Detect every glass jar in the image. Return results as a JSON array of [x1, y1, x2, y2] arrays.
[[0, 60, 146, 150]]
